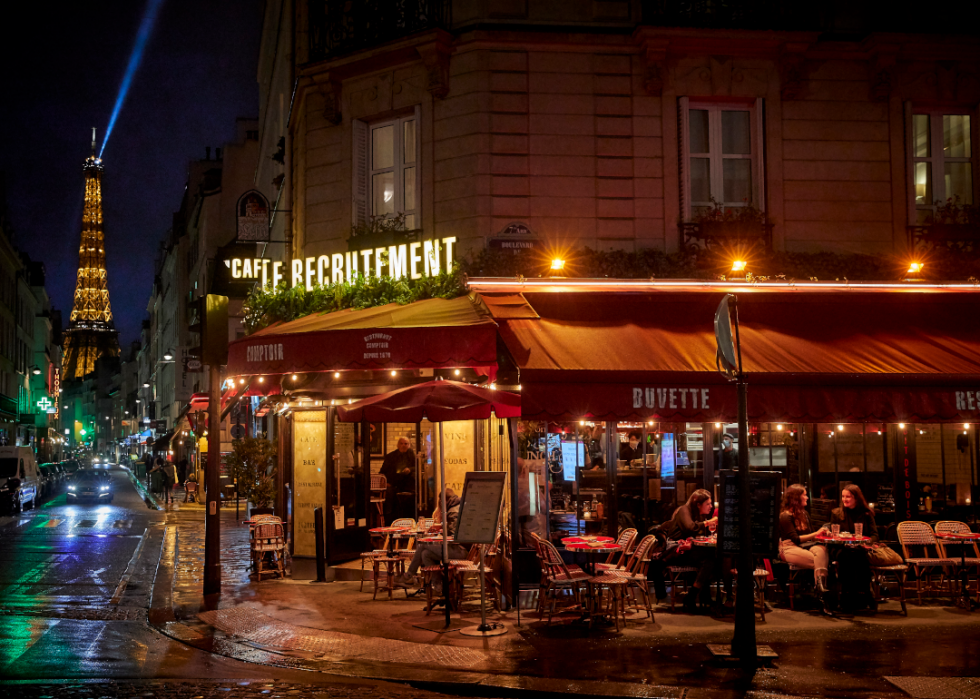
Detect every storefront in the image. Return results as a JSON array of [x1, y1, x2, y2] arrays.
[[226, 295, 507, 576], [471, 278, 980, 540]]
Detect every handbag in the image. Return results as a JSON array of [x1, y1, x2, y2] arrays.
[[868, 545, 904, 567]]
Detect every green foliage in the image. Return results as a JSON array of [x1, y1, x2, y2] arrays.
[[242, 266, 467, 334], [224, 437, 277, 508], [692, 199, 766, 224], [931, 196, 980, 225], [350, 212, 415, 239]]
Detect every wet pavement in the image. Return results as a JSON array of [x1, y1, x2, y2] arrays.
[[2, 468, 979, 698]]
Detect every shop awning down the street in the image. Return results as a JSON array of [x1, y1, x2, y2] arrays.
[[478, 286, 980, 423], [226, 295, 499, 382]]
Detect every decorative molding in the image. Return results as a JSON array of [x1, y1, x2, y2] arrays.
[[311, 73, 343, 125], [639, 37, 669, 96], [869, 47, 899, 102], [416, 31, 453, 100]]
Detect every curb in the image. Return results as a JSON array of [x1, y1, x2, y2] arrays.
[[127, 469, 162, 510]]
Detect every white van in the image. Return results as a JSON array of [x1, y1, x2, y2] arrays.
[[0, 446, 40, 513]]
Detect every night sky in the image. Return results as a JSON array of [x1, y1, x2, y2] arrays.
[[1, 0, 263, 346]]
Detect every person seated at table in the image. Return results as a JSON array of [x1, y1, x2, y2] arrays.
[[619, 431, 643, 465], [667, 488, 718, 613], [830, 484, 879, 612], [380, 436, 416, 523], [394, 488, 467, 598], [779, 484, 832, 612]]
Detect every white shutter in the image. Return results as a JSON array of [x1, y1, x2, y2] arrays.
[[754, 97, 766, 214], [903, 100, 914, 225], [678, 96, 690, 221], [352, 119, 368, 227]]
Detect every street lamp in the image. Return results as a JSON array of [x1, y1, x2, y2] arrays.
[[30, 365, 42, 376], [163, 349, 174, 361]]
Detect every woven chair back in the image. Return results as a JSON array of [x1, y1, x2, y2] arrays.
[[370, 474, 387, 490], [391, 518, 415, 529]]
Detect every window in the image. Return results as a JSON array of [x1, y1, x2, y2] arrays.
[[353, 111, 419, 230], [681, 98, 764, 218], [911, 110, 974, 223]]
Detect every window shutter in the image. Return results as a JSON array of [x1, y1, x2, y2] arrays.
[[352, 119, 368, 227], [755, 97, 766, 214], [903, 100, 914, 225], [678, 96, 690, 221]]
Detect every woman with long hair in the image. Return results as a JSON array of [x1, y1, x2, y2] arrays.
[[830, 484, 879, 612], [667, 488, 718, 612], [779, 484, 831, 611]]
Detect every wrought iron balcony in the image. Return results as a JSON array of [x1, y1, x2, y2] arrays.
[[680, 221, 773, 251], [908, 224, 980, 253], [309, 0, 451, 62]]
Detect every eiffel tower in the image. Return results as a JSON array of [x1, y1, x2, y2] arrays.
[[62, 129, 120, 380]]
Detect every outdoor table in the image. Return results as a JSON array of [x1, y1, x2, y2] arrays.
[[692, 536, 717, 547], [561, 535, 614, 545], [936, 531, 980, 610], [369, 526, 410, 554], [564, 541, 621, 576], [814, 534, 873, 546], [418, 536, 453, 543]]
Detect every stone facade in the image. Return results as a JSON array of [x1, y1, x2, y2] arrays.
[[257, 1, 980, 265]]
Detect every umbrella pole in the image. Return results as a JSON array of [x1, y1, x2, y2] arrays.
[[439, 421, 451, 628]]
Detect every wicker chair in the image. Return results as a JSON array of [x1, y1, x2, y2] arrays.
[[897, 521, 957, 605], [360, 517, 415, 592], [596, 528, 637, 572], [538, 539, 592, 624], [369, 474, 387, 526], [247, 515, 282, 571], [935, 520, 980, 605], [252, 522, 287, 580], [606, 534, 657, 622]]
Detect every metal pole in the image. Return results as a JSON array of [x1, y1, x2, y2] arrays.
[[478, 544, 489, 630], [730, 296, 756, 663], [438, 421, 451, 628], [508, 417, 521, 624], [204, 364, 221, 595], [313, 506, 327, 582]]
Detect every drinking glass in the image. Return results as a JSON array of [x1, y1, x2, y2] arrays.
[[855, 523, 863, 539], [831, 524, 840, 538]]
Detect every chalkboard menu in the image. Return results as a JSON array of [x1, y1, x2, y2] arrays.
[[717, 470, 781, 558], [455, 472, 507, 545]]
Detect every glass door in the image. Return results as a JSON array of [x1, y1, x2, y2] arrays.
[[325, 409, 368, 563]]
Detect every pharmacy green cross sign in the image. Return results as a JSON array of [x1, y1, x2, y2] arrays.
[[36, 396, 54, 413]]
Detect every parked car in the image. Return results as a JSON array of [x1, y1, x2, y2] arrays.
[[61, 459, 81, 474], [66, 469, 114, 503], [38, 465, 58, 497], [0, 446, 41, 513]]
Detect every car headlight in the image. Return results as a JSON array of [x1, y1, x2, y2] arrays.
[[68, 485, 75, 491], [101, 485, 109, 491]]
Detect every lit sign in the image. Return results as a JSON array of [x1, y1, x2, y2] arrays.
[[36, 397, 54, 413], [223, 236, 457, 289]]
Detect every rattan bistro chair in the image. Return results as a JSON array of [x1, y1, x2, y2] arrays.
[[935, 520, 980, 605], [897, 521, 957, 605], [538, 540, 592, 624], [596, 528, 637, 572], [369, 474, 387, 526], [606, 534, 657, 622], [252, 522, 287, 580]]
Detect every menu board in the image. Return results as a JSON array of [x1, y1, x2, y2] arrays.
[[292, 411, 327, 557], [455, 472, 507, 544], [717, 470, 781, 557]]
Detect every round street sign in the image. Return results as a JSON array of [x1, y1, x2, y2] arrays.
[[230, 424, 246, 439]]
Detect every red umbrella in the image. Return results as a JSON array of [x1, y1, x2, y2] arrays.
[[336, 379, 520, 423], [337, 379, 520, 630]]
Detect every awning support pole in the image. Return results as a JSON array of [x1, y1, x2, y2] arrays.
[[508, 417, 521, 626], [438, 421, 451, 629]]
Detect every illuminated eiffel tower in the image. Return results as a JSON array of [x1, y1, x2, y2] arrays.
[[62, 129, 120, 380]]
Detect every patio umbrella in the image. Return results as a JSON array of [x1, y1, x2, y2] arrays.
[[337, 379, 520, 626]]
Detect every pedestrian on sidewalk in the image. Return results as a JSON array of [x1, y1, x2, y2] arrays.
[[162, 459, 177, 504]]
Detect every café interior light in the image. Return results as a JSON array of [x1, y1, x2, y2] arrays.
[[292, 374, 298, 381], [715, 422, 721, 428], [334, 372, 340, 378], [837, 424, 844, 431], [390, 370, 397, 377], [776, 424, 783, 431], [239, 378, 245, 384], [454, 369, 461, 376], [258, 376, 264, 383], [899, 423, 906, 429]]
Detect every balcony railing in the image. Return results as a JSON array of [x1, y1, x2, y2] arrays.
[[309, 0, 451, 62], [908, 224, 980, 253], [680, 221, 773, 251]]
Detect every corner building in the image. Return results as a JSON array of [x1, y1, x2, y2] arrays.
[[261, 1, 980, 260]]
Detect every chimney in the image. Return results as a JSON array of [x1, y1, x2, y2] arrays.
[[205, 146, 211, 160], [215, 147, 222, 160]]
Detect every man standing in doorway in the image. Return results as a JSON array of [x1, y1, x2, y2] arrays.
[[380, 436, 416, 523]]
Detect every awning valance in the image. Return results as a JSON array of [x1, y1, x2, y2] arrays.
[[483, 289, 980, 423], [227, 296, 498, 380]]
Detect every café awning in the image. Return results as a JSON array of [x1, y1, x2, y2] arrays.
[[477, 285, 980, 423], [227, 295, 498, 381]]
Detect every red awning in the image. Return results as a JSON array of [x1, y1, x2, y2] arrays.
[[482, 289, 980, 423], [227, 296, 498, 381]]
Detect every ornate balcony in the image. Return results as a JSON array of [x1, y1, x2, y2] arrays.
[[908, 224, 980, 253], [309, 0, 451, 62], [680, 221, 773, 251]]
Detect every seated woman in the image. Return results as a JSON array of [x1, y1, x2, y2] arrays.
[[667, 488, 718, 613], [395, 489, 467, 598], [778, 484, 832, 612], [830, 484, 879, 612]]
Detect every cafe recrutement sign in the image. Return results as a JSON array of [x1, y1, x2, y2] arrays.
[[224, 236, 458, 288]]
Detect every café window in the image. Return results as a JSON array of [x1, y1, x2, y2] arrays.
[[352, 110, 420, 230], [813, 423, 888, 508], [910, 109, 974, 224], [680, 97, 765, 219], [914, 424, 977, 513]]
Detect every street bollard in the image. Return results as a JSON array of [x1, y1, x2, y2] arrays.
[[313, 507, 327, 583]]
